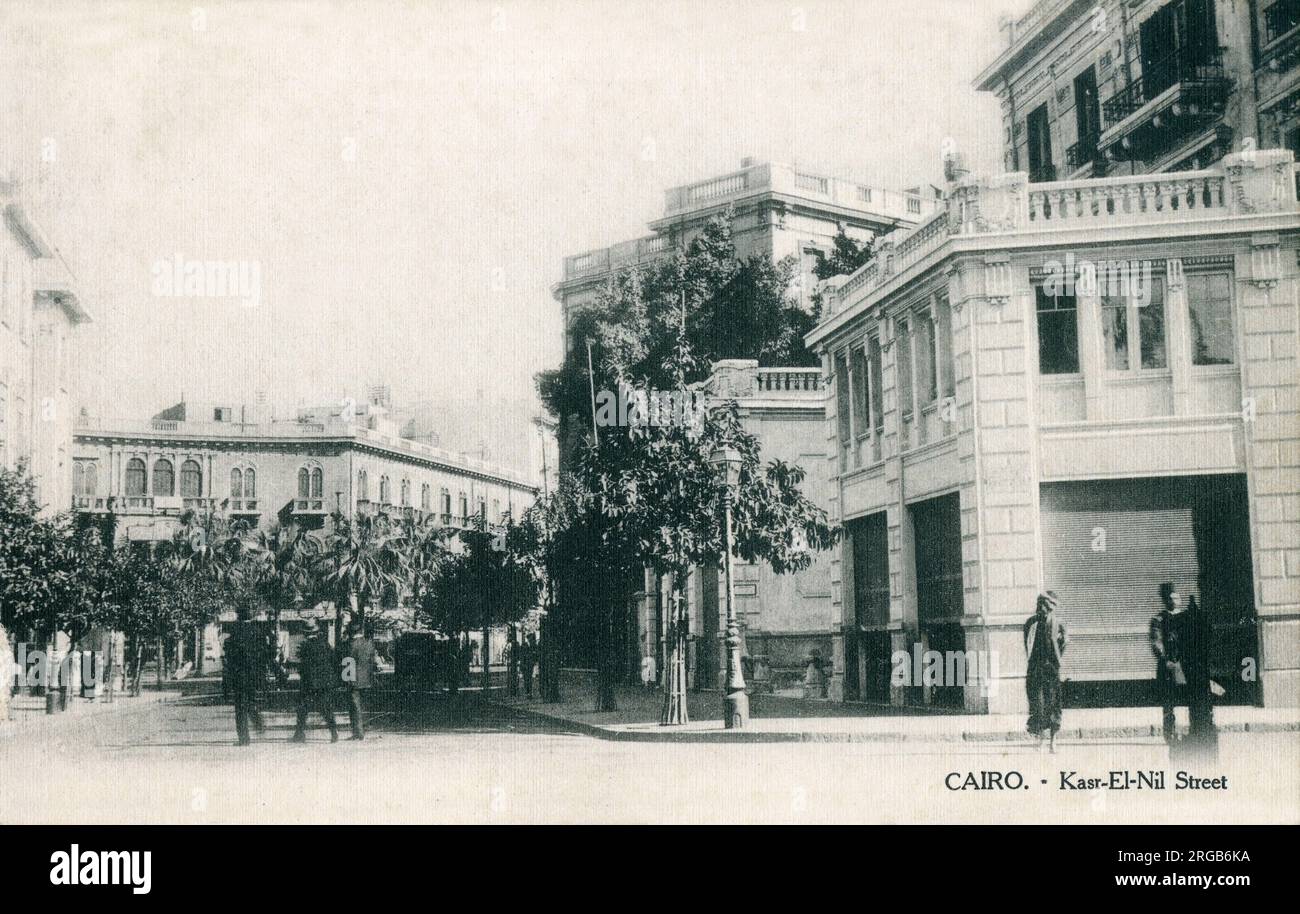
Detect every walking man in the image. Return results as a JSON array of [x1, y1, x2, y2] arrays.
[[341, 620, 378, 740], [1023, 591, 1068, 752], [223, 605, 267, 746], [291, 618, 338, 743], [1150, 582, 1185, 744]]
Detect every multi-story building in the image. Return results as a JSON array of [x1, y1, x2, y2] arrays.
[[633, 360, 835, 697], [553, 158, 941, 350], [808, 148, 1299, 712], [71, 394, 539, 668], [0, 178, 91, 514], [975, 0, 1300, 181], [71, 395, 538, 545]]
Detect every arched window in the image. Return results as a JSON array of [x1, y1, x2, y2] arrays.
[[458, 492, 468, 521], [358, 469, 368, 501], [125, 458, 146, 496], [152, 459, 174, 496], [74, 461, 97, 496], [310, 467, 323, 498], [441, 489, 451, 519], [230, 468, 243, 498], [297, 468, 310, 499], [244, 467, 255, 498], [400, 479, 410, 506], [180, 459, 202, 498], [421, 484, 431, 510], [380, 476, 390, 504]]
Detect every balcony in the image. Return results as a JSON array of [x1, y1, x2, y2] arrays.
[[1066, 133, 1107, 176], [1100, 51, 1231, 161], [228, 498, 260, 514], [292, 498, 327, 514], [72, 495, 111, 512]]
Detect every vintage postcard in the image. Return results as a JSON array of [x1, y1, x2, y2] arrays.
[[1, 0, 1297, 862]]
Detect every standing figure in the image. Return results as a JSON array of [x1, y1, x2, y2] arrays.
[[639, 644, 657, 691], [1179, 594, 1219, 759], [341, 620, 378, 740], [1149, 583, 1186, 744], [521, 633, 538, 698], [223, 606, 267, 746], [1023, 591, 1068, 752], [291, 618, 338, 743]]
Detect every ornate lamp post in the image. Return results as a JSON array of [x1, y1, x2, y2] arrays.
[[709, 446, 748, 729]]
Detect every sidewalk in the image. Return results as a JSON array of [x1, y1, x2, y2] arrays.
[[492, 672, 1300, 744], [0, 688, 185, 738]]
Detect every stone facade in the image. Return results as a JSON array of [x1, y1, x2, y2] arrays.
[[976, 0, 1300, 179], [808, 149, 1300, 712], [0, 180, 91, 515]]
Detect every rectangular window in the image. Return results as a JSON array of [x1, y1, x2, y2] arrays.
[[868, 334, 884, 434], [916, 311, 937, 407], [850, 347, 869, 436], [1036, 287, 1079, 374], [897, 319, 914, 416], [1187, 272, 1234, 365], [1073, 66, 1100, 148], [935, 295, 955, 400], [834, 351, 852, 469], [1103, 276, 1167, 371], [1026, 103, 1054, 183]]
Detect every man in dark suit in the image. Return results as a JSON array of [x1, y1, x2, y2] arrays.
[[1150, 583, 1185, 744], [223, 605, 267, 746], [341, 620, 378, 740], [291, 618, 338, 743]]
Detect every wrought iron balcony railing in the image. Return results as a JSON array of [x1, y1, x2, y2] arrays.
[[1102, 50, 1228, 129]]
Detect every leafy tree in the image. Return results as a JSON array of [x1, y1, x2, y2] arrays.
[[810, 226, 876, 314], [315, 512, 408, 634]]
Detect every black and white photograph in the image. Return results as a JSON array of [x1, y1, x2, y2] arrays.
[[0, 0, 1297, 872]]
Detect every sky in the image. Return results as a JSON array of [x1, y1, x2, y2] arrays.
[[0, 0, 1029, 458]]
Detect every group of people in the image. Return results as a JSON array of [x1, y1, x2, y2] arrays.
[[222, 606, 379, 746], [507, 632, 539, 697], [1023, 583, 1219, 756]]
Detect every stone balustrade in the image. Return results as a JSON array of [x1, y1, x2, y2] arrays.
[[827, 149, 1300, 315]]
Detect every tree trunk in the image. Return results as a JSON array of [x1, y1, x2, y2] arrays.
[[661, 578, 689, 726], [595, 597, 617, 712], [157, 636, 166, 690]]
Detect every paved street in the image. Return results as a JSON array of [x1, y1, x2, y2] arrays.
[[3, 693, 1296, 824]]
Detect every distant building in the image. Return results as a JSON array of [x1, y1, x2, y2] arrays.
[[553, 158, 942, 352], [0, 177, 92, 514], [974, 0, 1300, 180], [71, 396, 537, 545]]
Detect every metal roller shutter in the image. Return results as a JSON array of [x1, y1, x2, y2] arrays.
[[1041, 481, 1201, 682]]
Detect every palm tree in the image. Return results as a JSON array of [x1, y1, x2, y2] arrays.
[[316, 511, 409, 637]]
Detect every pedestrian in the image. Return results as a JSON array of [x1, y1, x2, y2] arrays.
[[1023, 591, 1068, 752], [223, 605, 267, 746], [804, 650, 827, 699], [521, 632, 538, 697], [639, 645, 657, 691], [341, 619, 378, 740], [1178, 594, 1219, 760], [1150, 582, 1186, 745], [291, 618, 338, 743]]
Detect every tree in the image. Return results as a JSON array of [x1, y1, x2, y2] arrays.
[[421, 515, 539, 691], [572, 315, 838, 721], [315, 512, 408, 635], [810, 226, 876, 314]]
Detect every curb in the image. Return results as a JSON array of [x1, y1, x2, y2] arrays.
[[0, 691, 201, 739], [491, 700, 1300, 744]]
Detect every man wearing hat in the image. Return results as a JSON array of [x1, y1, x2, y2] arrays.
[[1023, 591, 1068, 752], [291, 618, 339, 743]]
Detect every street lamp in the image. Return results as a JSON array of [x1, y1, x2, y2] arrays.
[[709, 445, 747, 729]]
